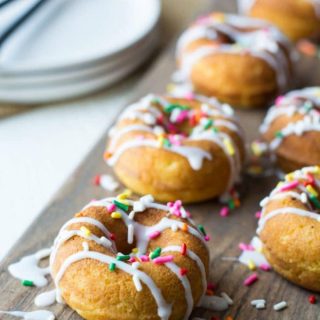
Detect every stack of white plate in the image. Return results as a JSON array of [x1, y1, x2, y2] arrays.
[[0, 0, 160, 104]]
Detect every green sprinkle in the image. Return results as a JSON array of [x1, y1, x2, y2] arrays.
[[163, 138, 171, 148], [303, 101, 313, 112], [212, 126, 219, 133], [113, 200, 129, 212], [21, 280, 34, 287], [109, 262, 116, 271], [310, 194, 320, 209], [152, 98, 160, 104], [164, 103, 190, 113], [116, 254, 131, 261], [150, 247, 162, 259], [198, 224, 206, 236], [228, 199, 235, 210], [275, 131, 284, 139], [204, 119, 213, 130]]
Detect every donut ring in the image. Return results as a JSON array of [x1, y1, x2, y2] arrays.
[[238, 0, 320, 42], [175, 12, 293, 109], [257, 166, 320, 291], [260, 87, 320, 172], [104, 94, 245, 203], [50, 194, 210, 319]]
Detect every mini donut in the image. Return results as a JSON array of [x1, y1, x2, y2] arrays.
[[175, 12, 293, 109], [238, 0, 320, 42], [104, 94, 245, 203], [257, 166, 320, 291], [50, 194, 210, 319], [260, 87, 320, 173]]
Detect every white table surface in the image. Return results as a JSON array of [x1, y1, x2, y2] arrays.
[[0, 0, 210, 261]]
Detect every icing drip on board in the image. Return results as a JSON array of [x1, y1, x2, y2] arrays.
[[8, 248, 51, 287], [0, 310, 54, 320]]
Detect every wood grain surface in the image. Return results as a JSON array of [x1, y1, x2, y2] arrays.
[[1, 1, 320, 319]]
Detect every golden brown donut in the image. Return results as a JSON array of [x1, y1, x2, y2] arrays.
[[175, 12, 293, 109], [50, 194, 210, 319], [238, 0, 320, 42], [104, 94, 245, 203], [257, 166, 320, 291], [260, 87, 320, 173]]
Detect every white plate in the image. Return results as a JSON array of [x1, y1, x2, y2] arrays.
[[0, 25, 159, 86], [0, 33, 158, 103], [0, 0, 160, 74]]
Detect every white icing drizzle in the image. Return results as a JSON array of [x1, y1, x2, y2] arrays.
[[164, 262, 193, 319], [176, 13, 291, 91], [260, 87, 320, 151], [8, 248, 51, 287], [257, 166, 320, 235], [0, 310, 55, 320], [107, 137, 212, 171], [35, 289, 56, 308], [257, 206, 320, 234], [54, 251, 172, 320], [162, 245, 207, 295]]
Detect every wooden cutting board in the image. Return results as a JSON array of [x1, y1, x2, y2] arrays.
[[1, 1, 320, 319]]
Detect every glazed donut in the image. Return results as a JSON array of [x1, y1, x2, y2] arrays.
[[175, 12, 293, 109], [260, 87, 320, 173], [104, 94, 245, 203], [257, 166, 320, 291], [50, 194, 210, 319], [238, 0, 320, 42]]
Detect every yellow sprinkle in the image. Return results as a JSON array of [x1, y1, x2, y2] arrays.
[[132, 248, 139, 254], [117, 189, 132, 200], [285, 173, 294, 181], [111, 212, 122, 219], [251, 142, 262, 157], [257, 247, 263, 253], [247, 259, 256, 270], [277, 181, 284, 188], [80, 226, 91, 237], [306, 185, 318, 197], [166, 83, 175, 93], [224, 138, 235, 156], [212, 12, 225, 22]]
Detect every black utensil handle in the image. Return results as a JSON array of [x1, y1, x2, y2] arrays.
[[0, 0, 49, 48]]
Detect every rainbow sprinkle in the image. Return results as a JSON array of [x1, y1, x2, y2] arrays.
[[113, 199, 129, 212], [153, 255, 174, 264]]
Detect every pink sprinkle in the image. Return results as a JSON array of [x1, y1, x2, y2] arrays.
[[220, 206, 229, 217], [184, 92, 195, 101], [173, 209, 181, 217], [129, 257, 136, 263], [204, 235, 211, 241], [260, 263, 271, 271], [243, 273, 258, 286], [176, 110, 189, 123], [167, 202, 174, 208], [238, 243, 254, 251], [107, 204, 116, 213], [207, 282, 216, 290], [168, 135, 182, 146], [149, 231, 161, 240], [153, 255, 174, 264], [275, 95, 285, 106], [279, 181, 299, 192], [140, 255, 150, 262], [255, 211, 262, 219], [185, 211, 191, 218]]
